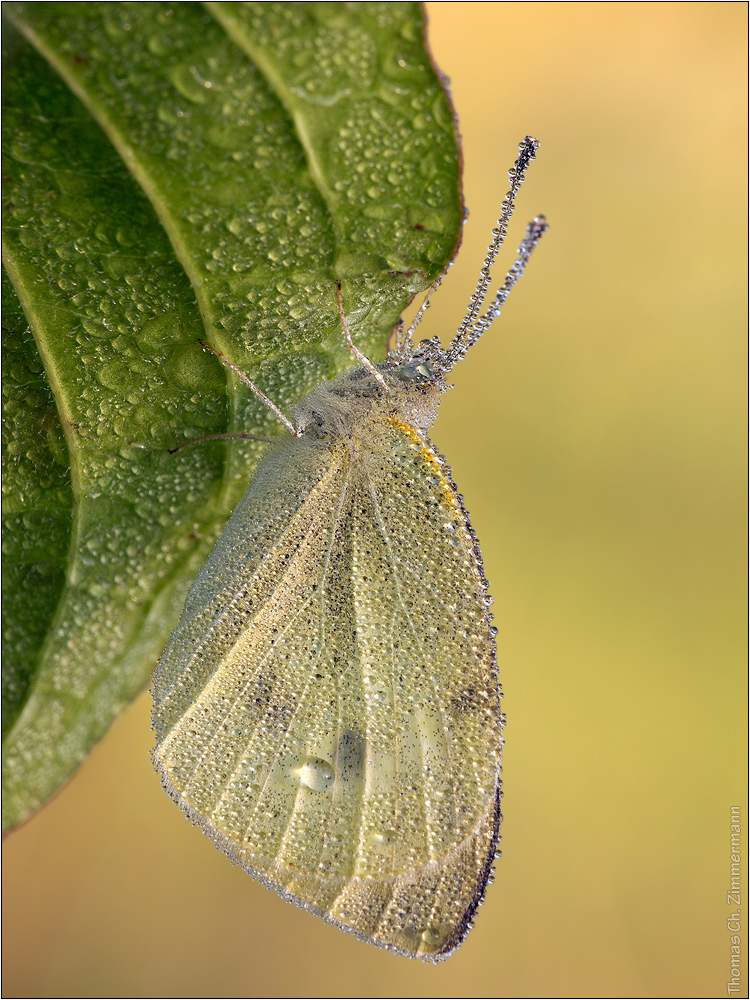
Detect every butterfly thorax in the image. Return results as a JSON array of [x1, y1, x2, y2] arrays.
[[294, 342, 449, 440]]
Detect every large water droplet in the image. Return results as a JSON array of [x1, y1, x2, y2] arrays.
[[296, 756, 334, 792]]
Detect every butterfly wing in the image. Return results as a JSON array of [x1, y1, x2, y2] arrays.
[[153, 416, 502, 960]]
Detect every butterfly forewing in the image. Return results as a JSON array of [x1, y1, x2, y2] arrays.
[[153, 136, 546, 960], [154, 401, 502, 959]]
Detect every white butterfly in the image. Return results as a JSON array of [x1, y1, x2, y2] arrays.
[[153, 138, 546, 960]]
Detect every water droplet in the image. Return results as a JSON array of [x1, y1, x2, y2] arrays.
[[420, 926, 442, 947], [296, 757, 334, 792]]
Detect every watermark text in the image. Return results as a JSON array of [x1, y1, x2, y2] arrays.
[[726, 805, 742, 996]]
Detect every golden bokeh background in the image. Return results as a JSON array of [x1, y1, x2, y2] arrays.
[[3, 3, 746, 997]]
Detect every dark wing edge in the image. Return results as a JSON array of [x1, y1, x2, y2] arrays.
[[435, 783, 502, 961]]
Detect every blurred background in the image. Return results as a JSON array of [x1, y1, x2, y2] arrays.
[[3, 3, 746, 997]]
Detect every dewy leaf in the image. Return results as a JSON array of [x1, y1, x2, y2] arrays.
[[2, 2, 461, 831], [2, 272, 74, 742], [2, 19, 233, 831]]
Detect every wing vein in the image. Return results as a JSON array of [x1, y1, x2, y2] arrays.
[[360, 448, 462, 851]]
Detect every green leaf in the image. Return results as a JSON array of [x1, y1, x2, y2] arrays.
[[1, 2, 461, 831]]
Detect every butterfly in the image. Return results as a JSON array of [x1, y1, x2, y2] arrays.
[[153, 137, 546, 961]]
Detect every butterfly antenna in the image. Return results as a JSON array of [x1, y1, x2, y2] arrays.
[[440, 136, 544, 372], [457, 214, 548, 353]]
